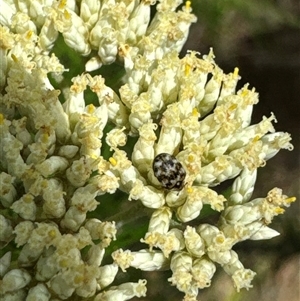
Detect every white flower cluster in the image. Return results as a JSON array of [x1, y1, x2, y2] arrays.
[[0, 0, 196, 74], [0, 1, 296, 301]]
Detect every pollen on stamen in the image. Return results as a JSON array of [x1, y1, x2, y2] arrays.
[[26, 30, 33, 40], [229, 104, 237, 111], [74, 275, 84, 285], [187, 154, 195, 163], [234, 67, 239, 77], [11, 53, 18, 62], [275, 207, 285, 215], [40, 133, 49, 143], [59, 259, 68, 268], [58, 0, 67, 9], [185, 1, 192, 11], [185, 64, 191, 76], [252, 136, 261, 143], [241, 88, 249, 97], [192, 108, 199, 117], [109, 157, 117, 166], [87, 104, 96, 114], [48, 229, 57, 238], [24, 194, 33, 203], [64, 9, 71, 20], [187, 186, 193, 194], [89, 154, 98, 161], [216, 235, 225, 243], [286, 197, 297, 204]]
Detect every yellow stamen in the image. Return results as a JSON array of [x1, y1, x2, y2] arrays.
[[109, 157, 117, 166], [185, 64, 191, 76], [234, 67, 239, 77], [185, 1, 191, 10], [41, 180, 48, 189], [286, 196, 296, 204], [187, 154, 194, 163], [26, 30, 33, 39], [241, 89, 249, 97], [40, 133, 49, 144], [187, 186, 193, 193], [74, 275, 83, 285], [228, 104, 237, 111], [58, 0, 67, 9], [24, 194, 33, 203], [11, 53, 18, 62], [90, 154, 98, 160], [252, 135, 260, 143], [48, 229, 57, 238], [59, 259, 68, 268], [87, 104, 95, 114], [64, 9, 71, 20], [275, 207, 285, 214], [216, 235, 225, 243]]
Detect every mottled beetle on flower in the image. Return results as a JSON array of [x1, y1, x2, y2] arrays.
[[152, 153, 186, 190]]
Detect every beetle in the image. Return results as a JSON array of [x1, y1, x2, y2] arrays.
[[152, 153, 186, 190]]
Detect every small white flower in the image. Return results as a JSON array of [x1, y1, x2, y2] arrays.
[[112, 249, 134, 272], [168, 251, 195, 295], [147, 206, 172, 234], [1, 289, 27, 301], [97, 263, 119, 290], [141, 229, 183, 258], [0, 172, 17, 208], [95, 279, 147, 301], [84, 219, 116, 243], [129, 179, 165, 208], [79, 0, 101, 30], [42, 179, 66, 218], [60, 206, 87, 232], [184, 226, 205, 258], [57, 145, 79, 158], [35, 247, 58, 281], [1, 269, 31, 294], [229, 168, 257, 205], [86, 245, 105, 267], [0, 252, 11, 277], [132, 123, 157, 174], [36, 156, 69, 177], [18, 243, 45, 267], [197, 224, 235, 265], [47, 271, 76, 299], [0, 215, 13, 242], [106, 127, 127, 149], [13, 221, 34, 247], [26, 283, 51, 301], [129, 249, 169, 271], [191, 257, 216, 289], [222, 250, 256, 292]]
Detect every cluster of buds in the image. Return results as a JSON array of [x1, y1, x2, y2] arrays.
[[0, 1, 296, 301]]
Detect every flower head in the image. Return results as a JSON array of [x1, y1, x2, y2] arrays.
[[0, 1, 296, 301]]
